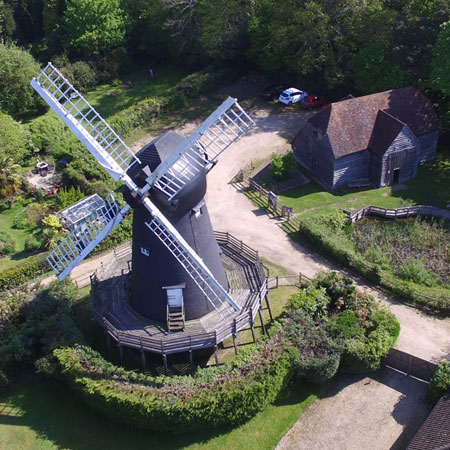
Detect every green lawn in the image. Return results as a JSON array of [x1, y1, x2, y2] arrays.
[[84, 65, 190, 118], [278, 145, 450, 218], [0, 201, 40, 271], [0, 373, 317, 450]]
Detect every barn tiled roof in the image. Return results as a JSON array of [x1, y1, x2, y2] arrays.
[[369, 110, 406, 157], [407, 392, 450, 450], [305, 86, 439, 158]]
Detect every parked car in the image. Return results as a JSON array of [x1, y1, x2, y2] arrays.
[[301, 95, 327, 109], [278, 88, 308, 105], [261, 83, 288, 100]]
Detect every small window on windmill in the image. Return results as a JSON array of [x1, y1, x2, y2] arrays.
[[192, 201, 205, 218], [57, 194, 106, 232], [141, 247, 149, 256]]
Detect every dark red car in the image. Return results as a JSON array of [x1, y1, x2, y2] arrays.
[[301, 95, 327, 109]]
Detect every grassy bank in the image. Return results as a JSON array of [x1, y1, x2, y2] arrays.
[[278, 144, 450, 218], [0, 373, 317, 450]]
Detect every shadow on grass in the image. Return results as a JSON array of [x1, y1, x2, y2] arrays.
[[0, 372, 319, 450], [0, 373, 232, 450]]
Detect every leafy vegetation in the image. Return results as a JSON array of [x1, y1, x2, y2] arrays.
[[297, 212, 450, 314], [283, 271, 400, 382], [0, 374, 317, 450], [429, 360, 450, 404], [352, 217, 449, 286], [270, 152, 298, 182], [0, 42, 43, 119]]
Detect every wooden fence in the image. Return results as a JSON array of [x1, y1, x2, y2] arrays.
[[348, 205, 450, 223], [268, 273, 311, 289], [233, 170, 450, 232], [92, 231, 270, 363], [383, 348, 438, 381], [232, 170, 302, 232]]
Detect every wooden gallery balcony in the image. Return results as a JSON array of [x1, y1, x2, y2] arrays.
[[90, 232, 271, 371]]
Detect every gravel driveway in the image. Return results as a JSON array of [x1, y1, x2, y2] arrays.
[[42, 89, 448, 449]]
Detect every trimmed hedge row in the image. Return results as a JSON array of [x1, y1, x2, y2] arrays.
[[0, 254, 49, 290], [53, 335, 296, 432], [299, 215, 450, 315]]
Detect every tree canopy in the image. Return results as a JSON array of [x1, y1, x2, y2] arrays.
[[0, 43, 43, 118], [63, 0, 126, 59]]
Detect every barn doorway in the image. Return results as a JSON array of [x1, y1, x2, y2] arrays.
[[393, 169, 400, 184]]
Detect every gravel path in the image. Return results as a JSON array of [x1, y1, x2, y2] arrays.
[[40, 98, 449, 449]]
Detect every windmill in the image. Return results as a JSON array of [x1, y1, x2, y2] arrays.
[[31, 63, 256, 334]]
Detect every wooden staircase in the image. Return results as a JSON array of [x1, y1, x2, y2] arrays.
[[167, 304, 185, 332]]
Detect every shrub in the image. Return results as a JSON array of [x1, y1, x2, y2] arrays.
[[398, 258, 438, 287], [0, 254, 49, 290], [57, 186, 84, 208], [24, 236, 42, 252], [52, 334, 296, 432], [429, 360, 450, 405], [311, 271, 355, 311], [283, 309, 341, 383], [286, 272, 399, 377], [340, 328, 395, 373], [26, 202, 49, 225], [60, 60, 97, 90], [26, 114, 68, 155], [270, 152, 297, 181], [0, 231, 15, 255], [290, 286, 329, 319], [0, 112, 29, 163], [331, 310, 365, 340]]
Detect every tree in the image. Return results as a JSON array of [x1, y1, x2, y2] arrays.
[[63, 0, 125, 59], [163, 0, 201, 61], [0, 43, 43, 118], [125, 0, 174, 61], [350, 42, 410, 94], [196, 0, 254, 63], [0, 0, 16, 41], [0, 155, 22, 208], [430, 21, 450, 95], [0, 113, 29, 163]]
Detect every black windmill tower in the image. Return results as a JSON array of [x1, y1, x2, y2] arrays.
[[31, 63, 254, 329]]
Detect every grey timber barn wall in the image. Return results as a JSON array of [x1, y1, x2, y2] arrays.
[[333, 150, 369, 189], [379, 127, 420, 186], [369, 153, 383, 186], [418, 130, 439, 163], [293, 123, 334, 189]]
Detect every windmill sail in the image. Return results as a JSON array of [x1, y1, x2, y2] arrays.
[[31, 63, 244, 318], [145, 97, 254, 200], [31, 63, 140, 180], [47, 194, 129, 280]]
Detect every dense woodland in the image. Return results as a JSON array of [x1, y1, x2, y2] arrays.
[[0, 0, 449, 254], [0, 0, 449, 120]]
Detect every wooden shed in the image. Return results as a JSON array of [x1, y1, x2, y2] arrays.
[[292, 87, 439, 190]]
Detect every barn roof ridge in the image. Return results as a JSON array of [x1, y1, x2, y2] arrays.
[[301, 86, 438, 158]]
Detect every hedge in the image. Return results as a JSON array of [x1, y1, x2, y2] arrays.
[[298, 215, 450, 315], [53, 334, 296, 433], [0, 254, 49, 290], [108, 66, 238, 139], [429, 360, 450, 405]]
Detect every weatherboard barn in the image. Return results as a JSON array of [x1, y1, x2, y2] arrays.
[[292, 86, 439, 190]]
